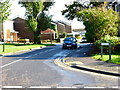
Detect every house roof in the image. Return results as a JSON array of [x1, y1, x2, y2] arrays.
[[57, 21, 71, 26], [41, 29, 55, 34], [12, 16, 26, 21]]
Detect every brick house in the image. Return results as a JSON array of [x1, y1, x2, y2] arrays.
[[41, 28, 56, 40], [0, 20, 18, 43], [13, 17, 72, 41], [52, 21, 72, 38], [13, 17, 34, 41], [57, 21, 72, 33]]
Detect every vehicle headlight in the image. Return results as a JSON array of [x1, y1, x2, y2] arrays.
[[72, 43, 76, 45]]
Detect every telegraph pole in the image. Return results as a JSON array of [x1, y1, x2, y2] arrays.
[[1, 20, 5, 52]]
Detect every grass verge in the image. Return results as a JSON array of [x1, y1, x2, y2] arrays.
[[93, 53, 120, 64], [0, 43, 55, 54]]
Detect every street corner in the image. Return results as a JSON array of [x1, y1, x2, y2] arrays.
[[54, 58, 80, 71], [54, 57, 85, 72], [63, 58, 83, 66]]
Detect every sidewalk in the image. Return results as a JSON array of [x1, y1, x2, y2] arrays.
[[59, 44, 120, 76], [63, 57, 119, 76]]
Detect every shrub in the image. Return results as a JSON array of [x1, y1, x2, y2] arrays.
[[94, 35, 120, 53], [77, 7, 118, 43]]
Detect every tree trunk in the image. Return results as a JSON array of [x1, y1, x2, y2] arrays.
[[34, 30, 41, 44]]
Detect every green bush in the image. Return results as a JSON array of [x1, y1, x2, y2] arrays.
[[94, 35, 120, 52], [77, 7, 118, 43]]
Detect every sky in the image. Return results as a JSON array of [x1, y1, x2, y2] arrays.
[[9, 0, 85, 29]]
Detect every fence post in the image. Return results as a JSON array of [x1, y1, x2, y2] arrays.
[[101, 43, 103, 58], [109, 43, 111, 60]]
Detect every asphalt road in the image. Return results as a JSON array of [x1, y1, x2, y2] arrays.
[[0, 44, 119, 88]]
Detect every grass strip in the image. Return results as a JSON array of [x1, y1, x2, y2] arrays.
[[0, 43, 54, 54], [93, 54, 120, 64]]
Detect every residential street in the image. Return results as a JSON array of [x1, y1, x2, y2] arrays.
[[0, 44, 119, 88]]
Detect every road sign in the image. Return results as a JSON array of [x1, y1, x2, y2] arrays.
[[101, 43, 109, 46]]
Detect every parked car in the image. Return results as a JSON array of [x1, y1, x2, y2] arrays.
[[62, 37, 77, 49], [81, 37, 87, 42]]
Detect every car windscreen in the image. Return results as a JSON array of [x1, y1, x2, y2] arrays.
[[64, 38, 72, 41]]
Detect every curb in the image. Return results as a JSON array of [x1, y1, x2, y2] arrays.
[[71, 65, 120, 77], [60, 59, 120, 77]]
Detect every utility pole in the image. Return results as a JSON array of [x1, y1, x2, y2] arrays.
[[50, 23, 52, 44], [118, 3, 120, 37], [1, 20, 5, 52]]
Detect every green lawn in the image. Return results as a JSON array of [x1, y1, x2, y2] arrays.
[[93, 54, 120, 64], [0, 43, 54, 54]]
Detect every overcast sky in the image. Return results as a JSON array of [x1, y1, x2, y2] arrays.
[[9, 0, 85, 29]]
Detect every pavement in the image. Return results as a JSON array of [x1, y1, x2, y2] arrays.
[[56, 44, 120, 77], [61, 57, 120, 76]]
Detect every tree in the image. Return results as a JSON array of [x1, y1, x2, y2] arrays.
[[19, 1, 54, 44], [61, 1, 104, 20], [0, 0, 11, 22], [62, 1, 118, 43], [36, 1, 54, 44], [61, 2, 84, 20], [0, 0, 11, 52], [77, 7, 118, 42]]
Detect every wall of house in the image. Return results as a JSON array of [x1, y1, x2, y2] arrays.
[[0, 20, 19, 43], [12, 33, 18, 41], [3, 20, 14, 42], [57, 23, 65, 33], [13, 17, 34, 41], [41, 33, 55, 40], [6, 29, 10, 41], [65, 25, 71, 33]]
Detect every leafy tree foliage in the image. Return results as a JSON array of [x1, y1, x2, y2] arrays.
[[43, 1, 54, 11], [62, 1, 118, 43], [37, 12, 52, 30], [19, 2, 44, 18], [77, 7, 118, 42], [61, 1, 104, 20], [36, 2, 54, 44], [0, 0, 11, 22], [62, 2, 84, 20]]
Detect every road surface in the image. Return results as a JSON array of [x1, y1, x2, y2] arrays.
[[0, 44, 119, 88]]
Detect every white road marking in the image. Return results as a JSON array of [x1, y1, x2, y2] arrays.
[[112, 86, 119, 88], [29, 86, 51, 88], [1, 59, 22, 68], [56, 86, 77, 88], [84, 87, 105, 88], [2, 86, 23, 88]]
